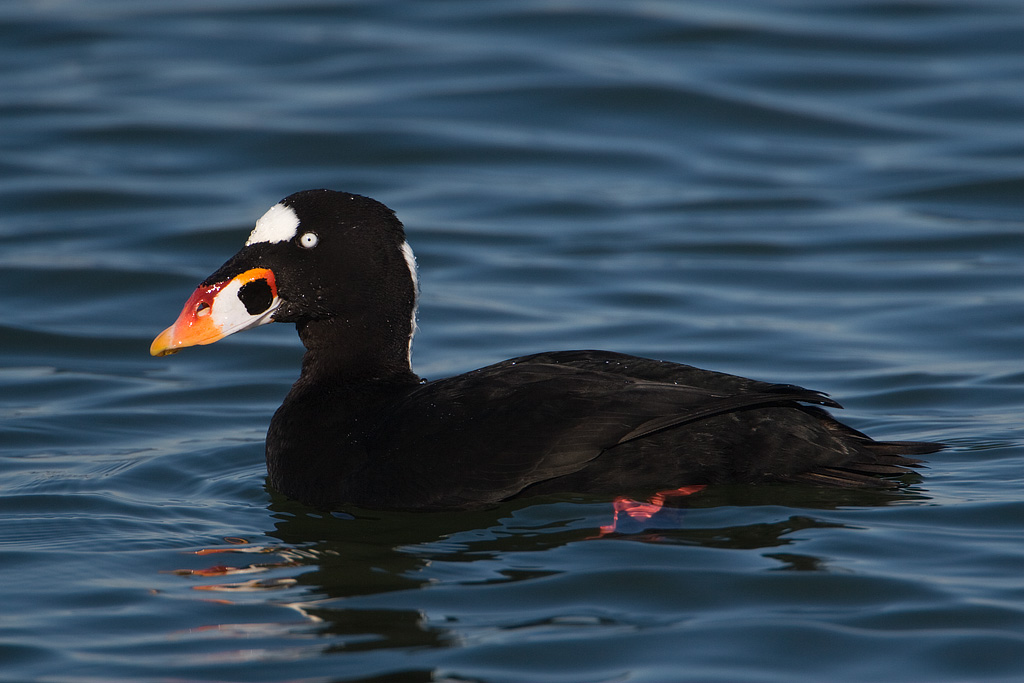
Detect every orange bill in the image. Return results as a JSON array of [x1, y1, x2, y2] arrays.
[[151, 268, 279, 356]]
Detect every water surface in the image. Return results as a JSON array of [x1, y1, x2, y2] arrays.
[[1, 1, 1022, 682]]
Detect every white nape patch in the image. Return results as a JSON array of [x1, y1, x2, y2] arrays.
[[401, 240, 419, 360], [246, 203, 300, 246], [401, 240, 418, 294]]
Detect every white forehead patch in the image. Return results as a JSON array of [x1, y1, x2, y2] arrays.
[[246, 203, 300, 246]]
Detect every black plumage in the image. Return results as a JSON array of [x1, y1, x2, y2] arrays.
[[153, 190, 943, 510]]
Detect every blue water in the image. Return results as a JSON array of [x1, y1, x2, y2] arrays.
[[2, 1, 1022, 681]]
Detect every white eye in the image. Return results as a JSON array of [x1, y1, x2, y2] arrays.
[[298, 232, 319, 249]]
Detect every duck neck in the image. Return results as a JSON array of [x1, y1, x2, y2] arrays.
[[296, 316, 419, 384]]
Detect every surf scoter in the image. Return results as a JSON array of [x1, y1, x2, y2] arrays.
[[151, 189, 942, 511]]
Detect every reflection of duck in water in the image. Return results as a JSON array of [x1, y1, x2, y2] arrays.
[[152, 190, 942, 513]]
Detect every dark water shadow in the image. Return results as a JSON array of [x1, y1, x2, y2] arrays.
[[264, 483, 921, 596], [170, 482, 929, 673]]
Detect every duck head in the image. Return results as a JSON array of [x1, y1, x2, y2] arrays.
[[151, 189, 419, 375]]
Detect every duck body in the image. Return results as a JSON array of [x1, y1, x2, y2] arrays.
[[266, 349, 935, 510], [152, 190, 942, 511]]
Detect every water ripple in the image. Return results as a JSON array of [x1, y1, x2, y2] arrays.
[[1, 1, 1022, 681]]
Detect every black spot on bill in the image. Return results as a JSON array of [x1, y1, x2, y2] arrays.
[[238, 279, 274, 315]]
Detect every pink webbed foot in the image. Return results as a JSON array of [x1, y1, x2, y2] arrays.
[[598, 485, 707, 536]]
